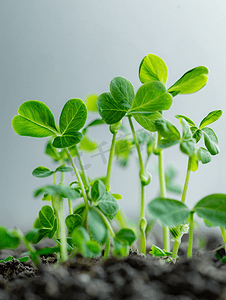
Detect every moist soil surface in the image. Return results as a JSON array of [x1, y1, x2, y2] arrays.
[[0, 236, 226, 300]]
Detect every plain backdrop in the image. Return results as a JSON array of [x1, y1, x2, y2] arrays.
[[1, 1, 226, 233]]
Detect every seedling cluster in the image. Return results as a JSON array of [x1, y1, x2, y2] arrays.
[[1, 54, 225, 266]]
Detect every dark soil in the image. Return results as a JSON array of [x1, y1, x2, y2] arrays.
[[0, 236, 226, 300]]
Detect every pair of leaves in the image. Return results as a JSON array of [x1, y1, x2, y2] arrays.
[[32, 164, 73, 178], [91, 180, 119, 220], [12, 99, 87, 149], [139, 54, 209, 96], [0, 255, 30, 263], [71, 226, 101, 257], [148, 194, 226, 229], [155, 118, 196, 157], [32, 206, 57, 244], [97, 76, 172, 132], [176, 110, 222, 156]]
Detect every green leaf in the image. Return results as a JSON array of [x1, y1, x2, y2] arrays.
[[111, 193, 123, 200], [114, 228, 136, 246], [192, 128, 202, 143], [42, 193, 52, 202], [130, 82, 172, 115], [82, 118, 105, 135], [34, 247, 60, 256], [12, 100, 58, 137], [149, 244, 168, 257], [97, 92, 130, 125], [155, 119, 180, 141], [113, 238, 128, 257], [59, 99, 87, 134], [88, 207, 108, 244], [0, 227, 20, 250], [175, 115, 196, 127], [197, 147, 212, 164], [55, 165, 73, 173], [98, 193, 120, 216], [31, 228, 52, 244], [139, 54, 168, 84], [0, 256, 13, 263], [168, 66, 209, 96], [148, 198, 190, 227], [158, 139, 180, 149], [34, 185, 80, 200], [85, 240, 101, 255], [49, 218, 57, 239], [18, 256, 30, 263], [180, 118, 193, 140], [65, 214, 82, 232], [199, 110, 223, 129], [190, 153, 199, 172], [193, 194, 226, 228], [91, 180, 106, 204], [32, 166, 54, 178], [85, 94, 98, 112], [132, 111, 163, 132], [110, 76, 135, 108], [39, 205, 55, 228], [115, 139, 133, 159], [52, 130, 83, 148], [79, 136, 97, 152], [202, 127, 219, 155], [45, 140, 61, 161], [25, 228, 39, 242], [180, 139, 196, 156]]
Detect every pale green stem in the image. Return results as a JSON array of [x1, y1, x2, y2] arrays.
[[115, 209, 128, 229], [16, 229, 39, 265], [74, 145, 90, 189], [66, 148, 89, 212], [187, 212, 194, 259], [181, 156, 192, 203], [52, 173, 60, 239], [128, 116, 146, 254], [172, 239, 181, 259], [220, 227, 226, 253], [104, 235, 111, 259], [68, 199, 73, 215], [105, 131, 117, 191], [58, 197, 68, 262], [158, 133, 170, 252]]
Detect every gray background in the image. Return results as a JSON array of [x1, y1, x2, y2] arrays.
[[1, 0, 226, 232]]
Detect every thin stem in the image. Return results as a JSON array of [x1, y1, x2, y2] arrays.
[[220, 227, 226, 253], [128, 116, 146, 254], [187, 212, 194, 259], [66, 148, 89, 212], [172, 239, 180, 259], [58, 197, 68, 262], [105, 131, 117, 190], [158, 133, 170, 252], [181, 156, 192, 203], [68, 199, 73, 215], [115, 209, 128, 229], [104, 235, 111, 259], [74, 145, 90, 188]]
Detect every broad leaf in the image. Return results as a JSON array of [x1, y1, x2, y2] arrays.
[[193, 194, 226, 228], [59, 99, 87, 134], [52, 130, 83, 148], [85, 94, 98, 112], [197, 147, 211, 164], [88, 207, 108, 244], [132, 111, 163, 132], [91, 180, 106, 204], [180, 138, 196, 156], [65, 214, 82, 232], [202, 127, 219, 155], [98, 193, 120, 216], [148, 198, 190, 227], [55, 165, 73, 173], [114, 228, 136, 246], [85, 240, 101, 255], [32, 166, 54, 178], [0, 227, 20, 250], [110, 76, 135, 108], [79, 136, 97, 152], [39, 205, 55, 228], [129, 82, 172, 115], [175, 115, 196, 127], [192, 128, 202, 143], [168, 66, 209, 96], [32, 228, 51, 244], [155, 119, 180, 141], [25, 228, 39, 242], [139, 54, 168, 84], [199, 110, 222, 129], [12, 100, 58, 137]]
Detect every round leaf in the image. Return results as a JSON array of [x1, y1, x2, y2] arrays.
[[52, 130, 83, 148], [65, 214, 82, 232], [12, 100, 58, 137], [193, 194, 226, 228], [180, 139, 196, 156], [148, 198, 190, 227], [55, 165, 73, 173], [197, 147, 211, 164], [110, 76, 135, 108], [59, 99, 87, 134], [139, 54, 168, 85], [115, 228, 136, 246], [39, 205, 55, 228], [98, 193, 120, 216], [32, 166, 54, 178], [168, 66, 209, 96], [155, 119, 180, 141]]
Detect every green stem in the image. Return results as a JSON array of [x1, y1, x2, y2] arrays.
[[115, 209, 128, 229], [68, 199, 73, 215], [104, 235, 111, 259], [172, 238, 180, 259], [74, 145, 90, 189], [58, 197, 68, 262], [220, 227, 226, 253], [187, 212, 194, 259], [105, 131, 117, 191], [66, 148, 89, 212], [181, 156, 192, 204], [128, 116, 146, 254], [158, 133, 170, 252]]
